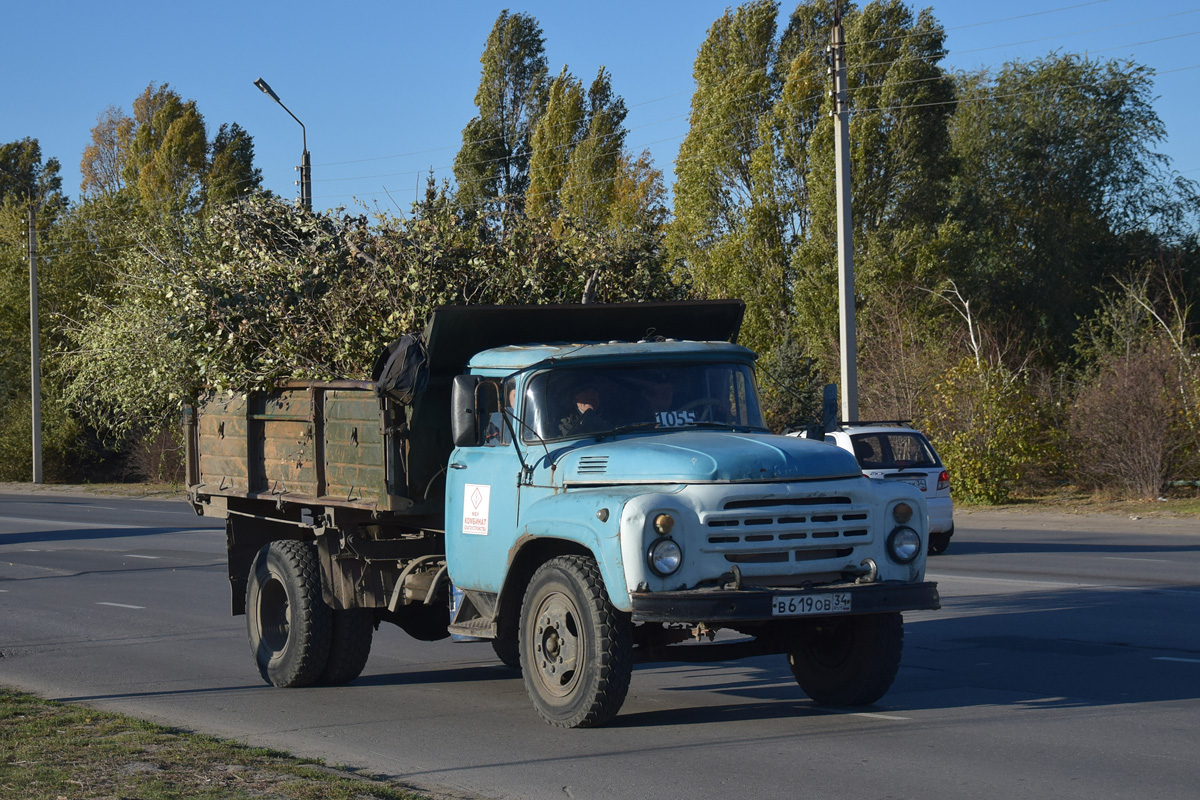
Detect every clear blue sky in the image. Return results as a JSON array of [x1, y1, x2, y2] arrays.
[[5, 0, 1197, 210]]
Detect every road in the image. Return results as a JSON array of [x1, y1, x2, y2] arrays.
[[2, 491, 1198, 800]]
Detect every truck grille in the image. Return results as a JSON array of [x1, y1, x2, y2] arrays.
[[700, 495, 870, 563]]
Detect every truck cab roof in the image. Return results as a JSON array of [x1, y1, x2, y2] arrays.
[[468, 339, 756, 371]]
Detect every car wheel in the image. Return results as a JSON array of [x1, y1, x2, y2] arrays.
[[928, 528, 952, 555]]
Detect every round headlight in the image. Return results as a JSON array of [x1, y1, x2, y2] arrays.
[[648, 538, 682, 576], [892, 502, 913, 524], [653, 513, 675, 536], [887, 526, 921, 564]]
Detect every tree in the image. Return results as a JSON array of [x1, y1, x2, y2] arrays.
[[527, 67, 587, 219], [79, 83, 261, 215], [790, 0, 956, 361], [941, 54, 1195, 360], [454, 11, 549, 214], [0, 140, 117, 482], [670, 0, 788, 354], [559, 67, 628, 227], [206, 123, 263, 206]]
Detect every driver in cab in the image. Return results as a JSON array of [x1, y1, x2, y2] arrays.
[[558, 380, 608, 437]]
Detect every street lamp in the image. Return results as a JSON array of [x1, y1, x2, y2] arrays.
[[253, 77, 311, 210]]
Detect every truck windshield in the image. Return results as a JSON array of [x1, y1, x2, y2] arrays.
[[522, 362, 767, 442]]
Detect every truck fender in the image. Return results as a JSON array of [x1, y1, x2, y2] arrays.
[[503, 522, 631, 613]]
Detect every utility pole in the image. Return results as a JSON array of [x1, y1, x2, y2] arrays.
[[28, 204, 42, 484], [830, 10, 858, 423]]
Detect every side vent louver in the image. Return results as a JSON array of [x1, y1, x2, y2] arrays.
[[577, 455, 610, 475]]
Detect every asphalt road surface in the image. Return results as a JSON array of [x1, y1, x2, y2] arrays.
[[2, 491, 1198, 800]]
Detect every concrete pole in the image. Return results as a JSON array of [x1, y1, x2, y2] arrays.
[[28, 204, 42, 484], [831, 17, 858, 423]]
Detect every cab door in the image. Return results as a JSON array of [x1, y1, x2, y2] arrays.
[[444, 378, 522, 593]]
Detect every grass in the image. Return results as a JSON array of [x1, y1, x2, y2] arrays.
[[956, 486, 1200, 517], [0, 688, 427, 800]]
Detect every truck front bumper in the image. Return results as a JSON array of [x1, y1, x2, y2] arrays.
[[630, 580, 940, 624]]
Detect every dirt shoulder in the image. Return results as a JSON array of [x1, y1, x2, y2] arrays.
[[0, 481, 185, 502]]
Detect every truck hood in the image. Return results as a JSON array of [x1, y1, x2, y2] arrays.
[[553, 431, 862, 484]]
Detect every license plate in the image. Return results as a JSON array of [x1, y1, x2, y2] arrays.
[[772, 592, 851, 617], [900, 476, 927, 491]]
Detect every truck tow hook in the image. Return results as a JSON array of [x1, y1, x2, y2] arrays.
[[720, 564, 743, 591], [845, 558, 878, 584]]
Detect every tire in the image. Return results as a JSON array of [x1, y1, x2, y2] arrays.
[[787, 612, 904, 707], [246, 541, 331, 688], [519, 556, 633, 728], [318, 609, 374, 685], [928, 530, 952, 555], [492, 634, 521, 670]]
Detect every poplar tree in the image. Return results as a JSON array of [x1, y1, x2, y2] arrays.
[[560, 67, 628, 226], [80, 83, 261, 215], [453, 11, 549, 214], [791, 0, 955, 352], [670, 0, 788, 353], [526, 67, 586, 219]]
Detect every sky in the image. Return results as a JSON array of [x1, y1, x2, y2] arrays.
[[4, 0, 1198, 211]]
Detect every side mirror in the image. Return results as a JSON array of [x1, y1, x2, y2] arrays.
[[451, 375, 481, 447]]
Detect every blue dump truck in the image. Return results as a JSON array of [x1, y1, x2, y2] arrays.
[[185, 301, 939, 727]]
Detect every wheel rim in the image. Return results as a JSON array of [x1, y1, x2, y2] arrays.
[[530, 589, 584, 700], [258, 576, 291, 653]]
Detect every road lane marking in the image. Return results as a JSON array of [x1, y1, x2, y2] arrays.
[[851, 712, 910, 720], [1104, 557, 1172, 563], [96, 602, 145, 609], [1154, 657, 1200, 664], [930, 573, 1092, 589], [126, 555, 160, 559]]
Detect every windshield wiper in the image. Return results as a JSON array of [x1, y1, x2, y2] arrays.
[[597, 422, 661, 439], [597, 421, 770, 440]]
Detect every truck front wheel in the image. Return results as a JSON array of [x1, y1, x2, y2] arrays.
[[246, 541, 332, 688], [786, 612, 903, 706], [519, 556, 633, 728]]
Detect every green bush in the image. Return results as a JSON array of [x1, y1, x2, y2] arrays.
[[922, 359, 1055, 504]]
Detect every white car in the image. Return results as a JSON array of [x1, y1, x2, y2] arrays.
[[793, 423, 954, 554]]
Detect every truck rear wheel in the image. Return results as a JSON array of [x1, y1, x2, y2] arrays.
[[246, 541, 332, 688], [519, 556, 632, 728], [318, 609, 374, 685], [786, 612, 903, 706]]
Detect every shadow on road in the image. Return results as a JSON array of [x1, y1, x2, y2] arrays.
[[617, 583, 1200, 726], [0, 526, 214, 546]]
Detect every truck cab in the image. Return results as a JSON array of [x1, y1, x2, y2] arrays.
[[444, 338, 937, 726]]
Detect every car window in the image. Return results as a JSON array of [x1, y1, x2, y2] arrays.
[[850, 432, 940, 470]]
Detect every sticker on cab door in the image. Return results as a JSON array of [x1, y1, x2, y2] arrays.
[[463, 484, 491, 535]]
